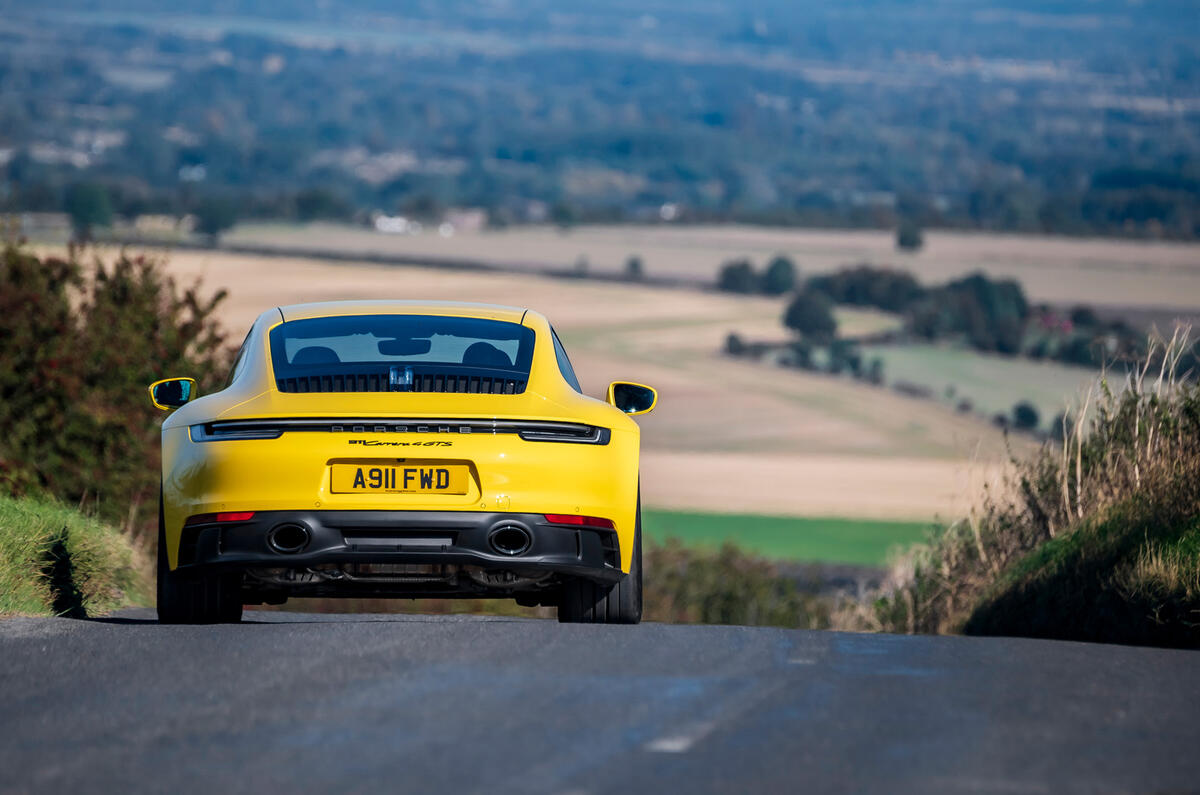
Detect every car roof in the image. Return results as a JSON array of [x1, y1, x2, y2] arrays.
[[277, 300, 528, 324]]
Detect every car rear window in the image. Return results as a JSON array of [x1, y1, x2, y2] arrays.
[[269, 314, 536, 394]]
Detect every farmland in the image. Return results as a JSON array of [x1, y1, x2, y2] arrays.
[[36, 224, 1198, 560], [226, 222, 1200, 310]]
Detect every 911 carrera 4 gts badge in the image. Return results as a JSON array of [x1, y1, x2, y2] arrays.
[[349, 439, 452, 447], [389, 365, 413, 391]]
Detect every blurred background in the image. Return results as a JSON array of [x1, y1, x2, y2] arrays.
[[2, 0, 1199, 631]]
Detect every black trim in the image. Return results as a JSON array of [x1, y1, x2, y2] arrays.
[[175, 510, 623, 590], [190, 418, 610, 444]]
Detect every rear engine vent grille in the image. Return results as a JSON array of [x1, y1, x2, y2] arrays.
[[276, 373, 526, 394]]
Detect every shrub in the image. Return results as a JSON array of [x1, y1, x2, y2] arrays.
[[65, 183, 113, 242], [783, 288, 838, 342], [908, 272, 1029, 354], [865, 357, 885, 385], [194, 196, 239, 246], [0, 243, 232, 541], [896, 219, 924, 251], [762, 255, 797, 295], [717, 258, 760, 293], [644, 539, 829, 628], [625, 255, 645, 281], [806, 265, 924, 312], [1012, 401, 1040, 431]]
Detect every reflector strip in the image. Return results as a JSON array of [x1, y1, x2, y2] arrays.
[[543, 514, 615, 529], [184, 511, 256, 525]]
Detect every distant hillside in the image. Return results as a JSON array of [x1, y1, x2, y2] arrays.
[[2, 0, 1199, 238]]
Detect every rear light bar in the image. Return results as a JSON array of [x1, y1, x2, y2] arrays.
[[543, 514, 615, 529], [184, 511, 256, 525], [190, 419, 610, 444]]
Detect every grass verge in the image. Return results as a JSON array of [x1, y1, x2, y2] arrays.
[[0, 495, 151, 618], [641, 509, 929, 565], [853, 329, 1200, 648]]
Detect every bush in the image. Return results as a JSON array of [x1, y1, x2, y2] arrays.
[[625, 255, 645, 281], [783, 288, 838, 342], [0, 243, 232, 541], [762, 255, 797, 295], [862, 330, 1200, 647], [908, 272, 1029, 354], [644, 539, 829, 627], [806, 265, 924, 312], [65, 183, 113, 242], [194, 196, 239, 246], [717, 259, 760, 293], [1012, 401, 1040, 431], [896, 219, 924, 251]]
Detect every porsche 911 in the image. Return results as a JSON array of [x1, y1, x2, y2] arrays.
[[149, 301, 656, 624]]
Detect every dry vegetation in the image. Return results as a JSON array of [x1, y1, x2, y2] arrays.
[[845, 330, 1200, 647]]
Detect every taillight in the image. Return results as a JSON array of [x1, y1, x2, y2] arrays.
[[543, 514, 615, 529], [184, 511, 256, 525]]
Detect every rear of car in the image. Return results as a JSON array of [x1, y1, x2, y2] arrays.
[[154, 302, 648, 624]]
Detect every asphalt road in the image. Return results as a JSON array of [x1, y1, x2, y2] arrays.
[[2, 610, 1198, 794]]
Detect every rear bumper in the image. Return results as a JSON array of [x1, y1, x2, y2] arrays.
[[175, 510, 623, 583]]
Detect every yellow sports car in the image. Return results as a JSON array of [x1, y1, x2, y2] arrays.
[[149, 300, 656, 624]]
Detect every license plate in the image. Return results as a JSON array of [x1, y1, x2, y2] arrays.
[[330, 464, 469, 494]]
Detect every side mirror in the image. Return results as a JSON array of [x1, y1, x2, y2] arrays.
[[606, 381, 657, 416], [148, 378, 197, 410]]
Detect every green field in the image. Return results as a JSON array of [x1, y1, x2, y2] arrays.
[[641, 509, 931, 566], [860, 342, 1099, 427]]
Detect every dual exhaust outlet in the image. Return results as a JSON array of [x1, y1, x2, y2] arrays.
[[265, 522, 532, 557]]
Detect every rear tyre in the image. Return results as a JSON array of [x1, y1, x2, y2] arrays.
[[156, 495, 243, 624], [558, 503, 642, 625]]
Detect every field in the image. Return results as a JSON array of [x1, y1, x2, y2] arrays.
[[860, 343, 1101, 425], [60, 243, 1020, 522], [642, 510, 930, 566], [42, 226, 1195, 560], [227, 222, 1200, 311]]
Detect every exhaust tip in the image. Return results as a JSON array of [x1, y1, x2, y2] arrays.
[[488, 524, 532, 556], [266, 523, 311, 554]]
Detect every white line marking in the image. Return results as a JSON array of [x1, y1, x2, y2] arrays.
[[644, 721, 719, 753], [787, 657, 817, 665]]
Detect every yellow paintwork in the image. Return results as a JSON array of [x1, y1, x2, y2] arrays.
[[605, 381, 659, 416], [156, 301, 652, 575], [148, 377, 197, 411]]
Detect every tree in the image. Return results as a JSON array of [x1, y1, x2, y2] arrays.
[[896, 219, 924, 251], [294, 188, 351, 221], [1069, 305, 1100, 328], [194, 197, 239, 246], [1012, 401, 1040, 432], [783, 288, 838, 342], [762, 255, 797, 295], [625, 255, 645, 281], [0, 243, 231, 535], [717, 259, 759, 293], [64, 183, 112, 242], [866, 357, 885, 385]]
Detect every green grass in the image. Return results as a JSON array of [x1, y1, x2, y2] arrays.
[[860, 342, 1097, 426], [0, 495, 150, 618], [641, 509, 930, 566]]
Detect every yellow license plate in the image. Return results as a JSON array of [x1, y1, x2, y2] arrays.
[[330, 464, 469, 494]]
